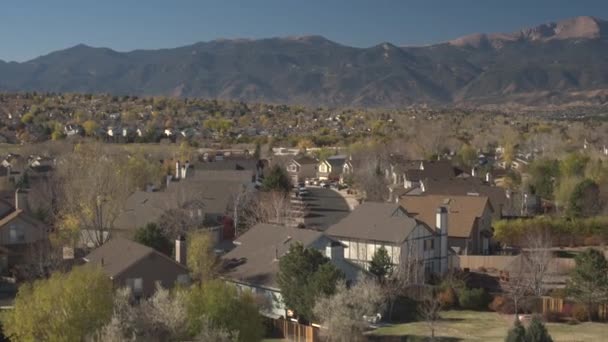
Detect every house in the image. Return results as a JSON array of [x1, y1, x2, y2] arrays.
[[402, 160, 468, 189], [63, 124, 82, 137], [286, 156, 318, 184], [325, 202, 446, 277], [404, 177, 514, 219], [83, 237, 189, 297], [0, 192, 49, 267], [221, 223, 363, 318], [114, 169, 255, 241], [317, 155, 353, 182], [400, 194, 493, 255]]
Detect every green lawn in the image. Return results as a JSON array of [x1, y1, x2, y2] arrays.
[[371, 310, 607, 342]]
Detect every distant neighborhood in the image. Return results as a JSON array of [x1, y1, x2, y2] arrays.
[[0, 113, 606, 341]]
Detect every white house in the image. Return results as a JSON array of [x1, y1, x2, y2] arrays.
[[325, 202, 449, 278]]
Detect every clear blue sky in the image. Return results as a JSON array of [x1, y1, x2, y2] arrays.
[[1, 0, 607, 62]]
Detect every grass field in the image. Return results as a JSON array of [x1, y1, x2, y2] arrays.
[[371, 310, 607, 342]]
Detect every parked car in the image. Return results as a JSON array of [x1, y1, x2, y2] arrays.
[[320, 181, 329, 188]]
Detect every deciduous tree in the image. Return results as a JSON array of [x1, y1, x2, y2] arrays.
[[5, 266, 113, 341]]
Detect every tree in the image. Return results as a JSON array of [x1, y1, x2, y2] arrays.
[[314, 277, 385, 342], [505, 317, 526, 342], [369, 246, 393, 281], [83, 120, 100, 136], [528, 159, 559, 200], [567, 248, 608, 321], [567, 179, 600, 219], [134, 223, 172, 256], [525, 229, 553, 298], [525, 315, 553, 342], [187, 231, 218, 282], [456, 144, 477, 169], [187, 280, 263, 341], [418, 286, 442, 342], [56, 143, 132, 247], [262, 164, 292, 192], [5, 266, 113, 341], [277, 243, 344, 322]]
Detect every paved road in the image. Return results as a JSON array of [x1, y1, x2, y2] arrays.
[[301, 187, 350, 231]]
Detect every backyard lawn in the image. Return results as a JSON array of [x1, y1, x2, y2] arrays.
[[371, 310, 608, 342]]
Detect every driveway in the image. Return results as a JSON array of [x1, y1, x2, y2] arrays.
[[301, 187, 350, 231]]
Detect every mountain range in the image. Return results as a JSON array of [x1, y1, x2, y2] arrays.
[[2, 16, 608, 108]]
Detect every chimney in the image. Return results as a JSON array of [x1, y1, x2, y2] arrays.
[[15, 188, 27, 211], [175, 161, 181, 180], [181, 160, 189, 179], [436, 206, 449, 275], [471, 167, 476, 177], [420, 180, 426, 193], [485, 172, 492, 184], [175, 235, 187, 265], [325, 241, 344, 261]]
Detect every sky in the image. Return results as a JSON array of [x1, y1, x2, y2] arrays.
[[1, 0, 608, 62]]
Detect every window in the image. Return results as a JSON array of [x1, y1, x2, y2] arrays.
[[127, 278, 144, 296], [9, 225, 25, 243], [423, 239, 434, 251], [289, 164, 297, 172]]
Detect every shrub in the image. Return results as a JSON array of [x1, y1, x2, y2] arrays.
[[391, 296, 418, 322], [572, 304, 589, 322], [543, 311, 563, 323], [437, 287, 457, 309], [458, 288, 490, 311], [488, 295, 514, 314], [505, 317, 526, 342], [525, 315, 554, 342]]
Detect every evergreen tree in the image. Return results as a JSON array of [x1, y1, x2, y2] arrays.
[[525, 315, 553, 342], [262, 164, 292, 192], [277, 243, 344, 322], [505, 317, 526, 342], [566, 248, 608, 320], [369, 246, 393, 281], [133, 223, 172, 256]]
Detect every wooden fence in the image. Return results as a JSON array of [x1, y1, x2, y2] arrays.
[[540, 296, 608, 321], [267, 317, 321, 342]]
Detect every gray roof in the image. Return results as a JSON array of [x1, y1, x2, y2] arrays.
[[325, 155, 348, 169], [221, 224, 324, 289], [325, 202, 430, 244], [114, 170, 252, 231], [84, 237, 187, 278]]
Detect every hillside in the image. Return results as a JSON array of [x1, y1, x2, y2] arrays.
[[2, 16, 608, 107]]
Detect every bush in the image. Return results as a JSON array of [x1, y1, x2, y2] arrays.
[[488, 295, 514, 314], [390, 296, 418, 322], [437, 287, 457, 309], [525, 315, 554, 342], [572, 304, 589, 322], [543, 311, 563, 323], [458, 288, 491, 311]]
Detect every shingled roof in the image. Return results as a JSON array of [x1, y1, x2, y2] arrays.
[[221, 224, 325, 289], [84, 237, 187, 278], [400, 194, 492, 238], [325, 202, 432, 244]]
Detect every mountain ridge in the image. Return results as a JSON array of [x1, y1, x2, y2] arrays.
[[1, 16, 608, 108]]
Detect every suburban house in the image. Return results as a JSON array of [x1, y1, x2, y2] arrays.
[[325, 202, 450, 278], [221, 223, 363, 319], [83, 237, 189, 298], [387, 159, 469, 200], [0, 192, 49, 268], [403, 177, 513, 219], [286, 156, 318, 184], [114, 169, 255, 243], [317, 155, 353, 182], [400, 194, 494, 255]]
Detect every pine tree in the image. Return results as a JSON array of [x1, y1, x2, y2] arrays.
[[525, 315, 553, 342], [369, 246, 393, 281], [505, 317, 526, 342]]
